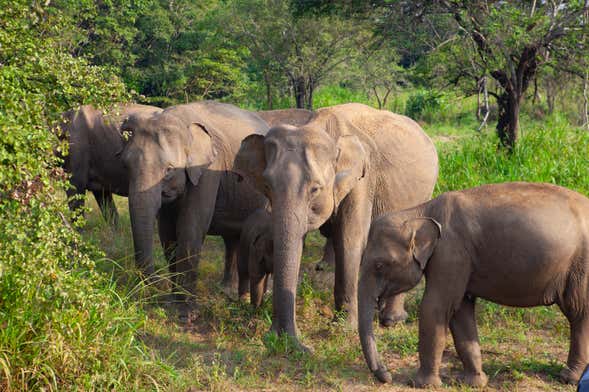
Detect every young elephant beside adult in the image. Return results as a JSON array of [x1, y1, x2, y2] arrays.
[[120, 101, 269, 304], [358, 182, 589, 387], [234, 103, 438, 347], [237, 208, 273, 307], [59, 104, 162, 225]]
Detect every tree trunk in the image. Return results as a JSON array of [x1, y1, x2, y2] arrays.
[[477, 76, 489, 132], [264, 72, 273, 110], [372, 87, 382, 109], [546, 79, 556, 115], [306, 78, 314, 110], [293, 76, 306, 109], [583, 69, 589, 130], [496, 91, 520, 150], [382, 87, 392, 110]]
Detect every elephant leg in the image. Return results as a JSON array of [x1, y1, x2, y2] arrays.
[[92, 190, 119, 226], [221, 235, 239, 292], [66, 181, 86, 220], [559, 303, 589, 384], [379, 293, 408, 327], [237, 244, 250, 301], [157, 202, 178, 275], [449, 296, 487, 387], [415, 288, 448, 388], [174, 172, 221, 304], [332, 192, 373, 329], [315, 236, 335, 271]]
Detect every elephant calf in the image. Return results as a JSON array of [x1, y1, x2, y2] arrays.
[[358, 182, 589, 388], [237, 208, 273, 307]]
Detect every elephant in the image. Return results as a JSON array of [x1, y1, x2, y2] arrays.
[[59, 104, 162, 225], [237, 208, 273, 307], [120, 101, 269, 302], [234, 103, 439, 347], [256, 108, 314, 128], [358, 182, 589, 388]]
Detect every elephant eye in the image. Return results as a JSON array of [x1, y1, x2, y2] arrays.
[[309, 183, 323, 196], [375, 262, 384, 270]]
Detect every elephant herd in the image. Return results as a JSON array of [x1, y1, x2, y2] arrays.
[[59, 101, 589, 388]]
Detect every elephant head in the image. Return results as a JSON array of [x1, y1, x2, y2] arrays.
[[120, 111, 217, 275], [358, 216, 441, 383], [233, 123, 368, 338]]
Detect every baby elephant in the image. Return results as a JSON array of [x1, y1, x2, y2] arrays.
[[358, 182, 589, 388], [238, 208, 273, 307]]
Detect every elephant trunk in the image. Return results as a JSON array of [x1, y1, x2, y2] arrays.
[[250, 273, 267, 308], [129, 187, 161, 277], [358, 274, 392, 383], [270, 197, 306, 339]]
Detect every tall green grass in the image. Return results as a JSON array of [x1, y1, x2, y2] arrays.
[[436, 123, 589, 196]]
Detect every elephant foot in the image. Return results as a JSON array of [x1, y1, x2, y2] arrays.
[[559, 366, 583, 384], [175, 301, 199, 326], [332, 310, 358, 331], [373, 366, 393, 383], [459, 371, 488, 387], [268, 326, 313, 354], [314, 258, 333, 271], [238, 291, 250, 303], [221, 276, 238, 290], [143, 273, 172, 293], [414, 369, 442, 388], [379, 309, 408, 327], [221, 283, 239, 300]]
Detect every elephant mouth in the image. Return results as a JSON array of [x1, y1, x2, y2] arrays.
[[161, 191, 178, 203]]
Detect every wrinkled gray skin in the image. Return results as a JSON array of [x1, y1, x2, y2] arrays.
[[237, 208, 274, 307], [359, 182, 589, 388], [234, 103, 438, 346], [121, 101, 269, 300], [59, 104, 162, 225]]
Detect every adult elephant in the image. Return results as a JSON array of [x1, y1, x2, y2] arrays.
[[59, 104, 162, 225], [256, 109, 314, 127], [120, 101, 269, 300], [234, 103, 438, 346]]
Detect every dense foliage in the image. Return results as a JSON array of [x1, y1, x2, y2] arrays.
[[0, 1, 161, 389]]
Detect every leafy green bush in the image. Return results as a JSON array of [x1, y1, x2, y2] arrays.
[[313, 85, 372, 109], [405, 89, 447, 123], [436, 125, 589, 196], [0, 2, 165, 390]]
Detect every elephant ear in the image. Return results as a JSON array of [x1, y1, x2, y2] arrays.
[[402, 217, 442, 270], [333, 135, 367, 207], [186, 123, 217, 186], [233, 134, 267, 194], [120, 113, 141, 138]]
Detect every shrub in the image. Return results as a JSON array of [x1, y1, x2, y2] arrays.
[[0, 2, 164, 390], [405, 89, 446, 122]]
